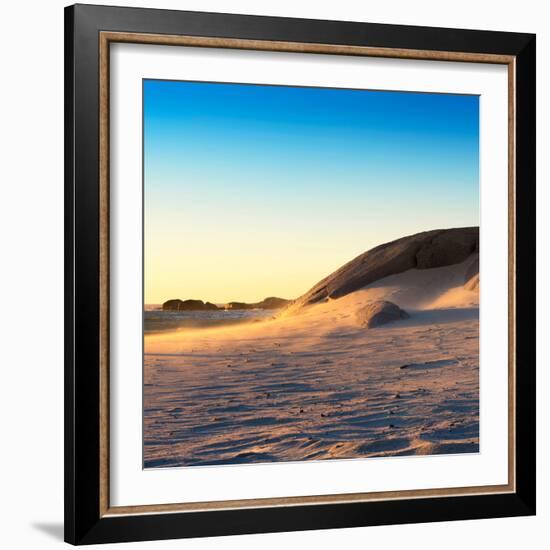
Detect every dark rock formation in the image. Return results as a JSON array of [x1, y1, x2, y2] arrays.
[[464, 254, 479, 291], [225, 297, 290, 310], [356, 300, 409, 329], [255, 297, 291, 309], [225, 301, 250, 310], [162, 299, 219, 311], [465, 274, 479, 292], [288, 227, 479, 312], [416, 231, 478, 269], [162, 297, 290, 311]]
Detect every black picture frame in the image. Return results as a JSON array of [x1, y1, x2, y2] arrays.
[[65, 3, 536, 545]]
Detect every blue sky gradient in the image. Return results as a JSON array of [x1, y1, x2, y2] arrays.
[[144, 80, 479, 304]]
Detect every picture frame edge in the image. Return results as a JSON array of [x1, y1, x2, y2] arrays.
[[64, 3, 536, 545]]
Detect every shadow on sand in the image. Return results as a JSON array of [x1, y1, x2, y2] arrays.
[[397, 307, 478, 328]]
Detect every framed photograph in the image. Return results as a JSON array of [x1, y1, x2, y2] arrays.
[[64, 4, 536, 545]]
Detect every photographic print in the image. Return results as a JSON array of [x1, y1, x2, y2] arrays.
[[143, 79, 480, 469]]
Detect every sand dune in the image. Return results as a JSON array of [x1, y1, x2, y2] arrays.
[[286, 226, 478, 313], [144, 249, 479, 468]]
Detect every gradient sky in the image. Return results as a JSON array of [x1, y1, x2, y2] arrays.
[[144, 79, 479, 304]]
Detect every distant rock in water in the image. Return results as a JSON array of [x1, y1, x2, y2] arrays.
[[356, 300, 409, 329], [225, 297, 290, 310], [288, 227, 479, 312], [258, 297, 291, 309], [162, 299, 219, 311], [225, 302, 247, 310], [162, 297, 290, 311]]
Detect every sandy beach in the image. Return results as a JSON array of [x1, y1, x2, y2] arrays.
[[144, 253, 479, 468]]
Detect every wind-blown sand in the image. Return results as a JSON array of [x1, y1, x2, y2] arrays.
[[144, 257, 479, 468]]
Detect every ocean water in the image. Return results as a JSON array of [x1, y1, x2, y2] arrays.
[[144, 305, 274, 334]]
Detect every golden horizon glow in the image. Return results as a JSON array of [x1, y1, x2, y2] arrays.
[[143, 81, 479, 305]]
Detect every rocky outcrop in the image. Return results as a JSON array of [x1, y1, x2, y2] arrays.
[[464, 254, 479, 291], [356, 301, 409, 329], [162, 299, 219, 311], [288, 227, 479, 312], [225, 301, 250, 310], [415, 231, 478, 269], [162, 297, 291, 311], [225, 297, 290, 310], [465, 274, 479, 292], [257, 297, 291, 309]]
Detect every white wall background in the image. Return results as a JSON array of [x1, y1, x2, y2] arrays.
[[0, 0, 546, 548]]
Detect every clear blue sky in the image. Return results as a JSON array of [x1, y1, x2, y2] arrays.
[[144, 79, 479, 304]]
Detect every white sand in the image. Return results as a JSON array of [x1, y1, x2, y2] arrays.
[[144, 258, 479, 467]]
